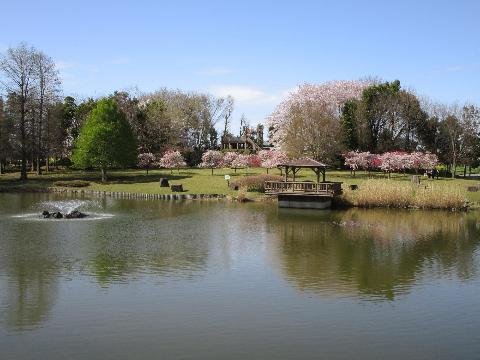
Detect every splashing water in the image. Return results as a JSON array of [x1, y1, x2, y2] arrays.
[[11, 199, 114, 221], [38, 200, 94, 214]]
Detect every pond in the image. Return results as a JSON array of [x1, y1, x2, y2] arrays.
[[0, 193, 479, 360]]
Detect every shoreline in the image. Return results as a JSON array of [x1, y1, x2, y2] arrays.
[[0, 186, 473, 211]]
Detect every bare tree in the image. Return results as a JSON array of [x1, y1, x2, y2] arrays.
[[33, 51, 60, 174], [0, 44, 37, 180]]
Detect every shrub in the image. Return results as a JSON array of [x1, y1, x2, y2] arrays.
[[53, 180, 90, 188], [230, 174, 283, 192]]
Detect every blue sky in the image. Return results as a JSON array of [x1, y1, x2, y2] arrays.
[[1, 0, 479, 130]]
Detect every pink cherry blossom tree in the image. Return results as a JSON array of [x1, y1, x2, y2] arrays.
[[137, 152, 156, 174], [248, 154, 261, 168], [231, 154, 250, 174], [222, 152, 239, 172], [200, 150, 224, 175], [267, 80, 370, 151], [158, 150, 186, 174], [258, 150, 288, 173], [344, 151, 376, 176]]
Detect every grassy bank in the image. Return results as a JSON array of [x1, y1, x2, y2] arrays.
[[1, 167, 479, 208]]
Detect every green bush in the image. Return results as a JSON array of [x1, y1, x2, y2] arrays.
[[53, 180, 91, 188]]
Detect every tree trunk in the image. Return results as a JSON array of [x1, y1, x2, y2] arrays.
[[45, 151, 49, 173], [463, 164, 467, 177], [101, 168, 107, 182], [211, 168, 213, 175]]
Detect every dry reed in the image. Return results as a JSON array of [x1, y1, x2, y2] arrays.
[[346, 180, 467, 210]]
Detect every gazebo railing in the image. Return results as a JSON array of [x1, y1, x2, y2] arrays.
[[264, 181, 342, 195]]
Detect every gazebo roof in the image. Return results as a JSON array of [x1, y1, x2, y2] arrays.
[[277, 157, 327, 168]]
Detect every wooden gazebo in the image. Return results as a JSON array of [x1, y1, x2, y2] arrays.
[[277, 157, 327, 183]]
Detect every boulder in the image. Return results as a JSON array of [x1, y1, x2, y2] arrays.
[[159, 178, 170, 187], [42, 210, 51, 218], [65, 210, 87, 219], [52, 212, 63, 219], [171, 184, 183, 192]]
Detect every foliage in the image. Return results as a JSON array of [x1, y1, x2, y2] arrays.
[[53, 180, 90, 187], [222, 151, 239, 167], [267, 80, 369, 151], [158, 150, 186, 169], [344, 151, 438, 175], [341, 100, 358, 150], [230, 154, 250, 169], [199, 150, 223, 174], [230, 174, 283, 192], [71, 99, 137, 181], [258, 150, 288, 171], [137, 152, 156, 173]]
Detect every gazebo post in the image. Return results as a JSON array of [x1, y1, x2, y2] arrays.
[[284, 166, 288, 182], [322, 168, 326, 182]]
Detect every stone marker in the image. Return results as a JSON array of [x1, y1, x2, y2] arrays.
[[159, 178, 170, 187], [171, 184, 183, 192]]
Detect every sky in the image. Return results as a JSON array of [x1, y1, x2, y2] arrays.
[[1, 0, 479, 131]]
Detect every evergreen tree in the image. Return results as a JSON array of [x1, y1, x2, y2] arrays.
[[341, 100, 358, 150], [72, 99, 137, 182]]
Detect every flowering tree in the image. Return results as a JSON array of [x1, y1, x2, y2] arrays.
[[231, 154, 250, 174], [410, 151, 438, 172], [248, 154, 261, 168], [200, 150, 224, 175], [158, 150, 186, 174], [222, 152, 239, 172], [267, 80, 370, 151], [378, 152, 405, 177], [345, 151, 439, 177], [137, 152, 156, 174], [420, 152, 438, 170], [258, 150, 288, 173], [344, 151, 376, 176]]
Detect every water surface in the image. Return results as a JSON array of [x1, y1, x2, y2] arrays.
[[0, 193, 479, 359]]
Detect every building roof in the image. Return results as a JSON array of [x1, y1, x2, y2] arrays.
[[277, 157, 327, 168], [222, 135, 245, 143]]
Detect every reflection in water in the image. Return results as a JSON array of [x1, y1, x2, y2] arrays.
[[267, 209, 480, 300], [0, 223, 59, 331]]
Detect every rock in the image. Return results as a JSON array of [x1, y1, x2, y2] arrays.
[[349, 184, 358, 191], [52, 212, 63, 219], [65, 210, 87, 219], [42, 210, 51, 218], [170, 184, 183, 192], [159, 178, 170, 187]]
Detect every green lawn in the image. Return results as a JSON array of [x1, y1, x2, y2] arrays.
[[1, 167, 480, 205]]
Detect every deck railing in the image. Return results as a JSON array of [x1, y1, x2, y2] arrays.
[[264, 181, 342, 195]]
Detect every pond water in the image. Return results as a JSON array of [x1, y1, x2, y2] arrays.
[[0, 193, 479, 360]]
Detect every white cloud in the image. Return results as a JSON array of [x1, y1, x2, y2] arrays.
[[197, 67, 235, 76], [209, 85, 278, 104]]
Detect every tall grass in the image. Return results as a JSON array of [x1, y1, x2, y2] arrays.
[[344, 180, 467, 210]]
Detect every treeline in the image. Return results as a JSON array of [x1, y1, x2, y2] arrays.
[[268, 80, 480, 177], [0, 44, 235, 179]]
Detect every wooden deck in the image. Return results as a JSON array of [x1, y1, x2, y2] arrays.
[[264, 181, 342, 196]]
